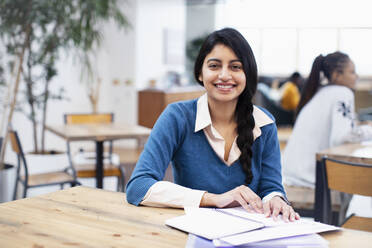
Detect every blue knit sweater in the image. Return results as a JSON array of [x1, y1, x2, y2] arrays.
[[126, 99, 285, 206]]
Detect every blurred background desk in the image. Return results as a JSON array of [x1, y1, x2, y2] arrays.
[[138, 87, 205, 128], [316, 142, 372, 164], [46, 123, 151, 188], [0, 186, 371, 247], [315, 142, 372, 224]]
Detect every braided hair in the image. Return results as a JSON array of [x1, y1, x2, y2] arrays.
[[296, 51, 350, 116], [194, 28, 258, 184]]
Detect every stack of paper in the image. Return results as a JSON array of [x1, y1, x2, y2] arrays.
[[186, 233, 329, 248], [165, 207, 264, 239], [165, 207, 339, 247]]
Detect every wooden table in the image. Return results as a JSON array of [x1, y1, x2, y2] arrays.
[[316, 142, 372, 164], [315, 142, 372, 223], [46, 123, 151, 188], [0, 186, 371, 248]]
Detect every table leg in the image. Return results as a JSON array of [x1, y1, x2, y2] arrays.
[[96, 141, 104, 188], [314, 159, 332, 224]]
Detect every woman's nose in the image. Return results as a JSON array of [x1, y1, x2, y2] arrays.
[[218, 67, 232, 81]]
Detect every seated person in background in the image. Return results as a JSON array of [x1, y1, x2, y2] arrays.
[[257, 79, 281, 102], [280, 72, 303, 111], [282, 51, 372, 188], [126, 28, 299, 221]]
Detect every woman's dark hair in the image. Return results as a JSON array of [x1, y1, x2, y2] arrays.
[[289, 72, 301, 84], [296, 51, 350, 116], [194, 28, 258, 184]]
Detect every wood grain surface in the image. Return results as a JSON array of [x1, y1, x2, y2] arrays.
[[0, 187, 185, 248], [45, 123, 151, 142], [0, 186, 371, 247], [316, 143, 372, 165]]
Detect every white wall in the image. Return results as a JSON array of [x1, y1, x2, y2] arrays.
[[97, 0, 138, 127], [135, 0, 186, 89]]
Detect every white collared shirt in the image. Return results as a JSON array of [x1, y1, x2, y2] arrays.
[[141, 93, 283, 208], [195, 93, 273, 166]]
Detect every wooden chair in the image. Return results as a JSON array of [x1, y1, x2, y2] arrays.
[[285, 184, 342, 219], [319, 157, 372, 232], [9, 130, 80, 200], [64, 113, 125, 191]]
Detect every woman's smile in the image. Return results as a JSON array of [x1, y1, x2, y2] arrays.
[[199, 44, 246, 104], [214, 83, 237, 92]]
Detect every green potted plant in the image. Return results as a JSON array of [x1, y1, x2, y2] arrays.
[[0, 0, 130, 163], [0, 1, 131, 201], [185, 34, 208, 84]]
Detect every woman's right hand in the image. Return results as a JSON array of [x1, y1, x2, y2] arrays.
[[200, 185, 263, 213]]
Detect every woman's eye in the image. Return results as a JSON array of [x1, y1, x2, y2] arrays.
[[208, 64, 220, 69], [231, 64, 242, 71]]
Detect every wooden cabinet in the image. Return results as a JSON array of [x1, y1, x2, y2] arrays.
[[138, 87, 205, 128]]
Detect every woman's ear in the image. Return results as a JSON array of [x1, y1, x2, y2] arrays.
[[198, 74, 203, 82], [331, 71, 340, 84]]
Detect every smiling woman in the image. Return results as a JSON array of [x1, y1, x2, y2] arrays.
[[198, 44, 246, 104], [126, 28, 299, 222]]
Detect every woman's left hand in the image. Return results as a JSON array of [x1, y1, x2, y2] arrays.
[[263, 196, 300, 222]]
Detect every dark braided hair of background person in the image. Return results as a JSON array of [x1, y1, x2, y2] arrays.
[[296, 52, 350, 117], [194, 28, 258, 184]]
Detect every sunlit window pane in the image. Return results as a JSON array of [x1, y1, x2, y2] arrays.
[[238, 28, 261, 71], [214, 0, 372, 76], [298, 29, 338, 75], [260, 29, 296, 75], [340, 29, 372, 76]]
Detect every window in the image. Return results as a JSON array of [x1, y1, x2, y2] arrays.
[[215, 0, 372, 77]]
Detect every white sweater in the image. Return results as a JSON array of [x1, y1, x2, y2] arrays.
[[283, 85, 357, 188]]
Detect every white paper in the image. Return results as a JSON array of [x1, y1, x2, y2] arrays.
[[214, 233, 328, 247], [351, 147, 372, 158], [167, 207, 339, 245], [360, 140, 372, 146], [186, 233, 328, 248], [218, 221, 339, 246], [166, 208, 263, 240], [217, 207, 302, 227]]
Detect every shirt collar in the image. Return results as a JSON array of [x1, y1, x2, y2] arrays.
[[195, 93, 273, 140], [195, 93, 212, 132], [252, 104, 274, 139]]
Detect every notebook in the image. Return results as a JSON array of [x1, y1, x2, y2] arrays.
[[165, 207, 339, 244]]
